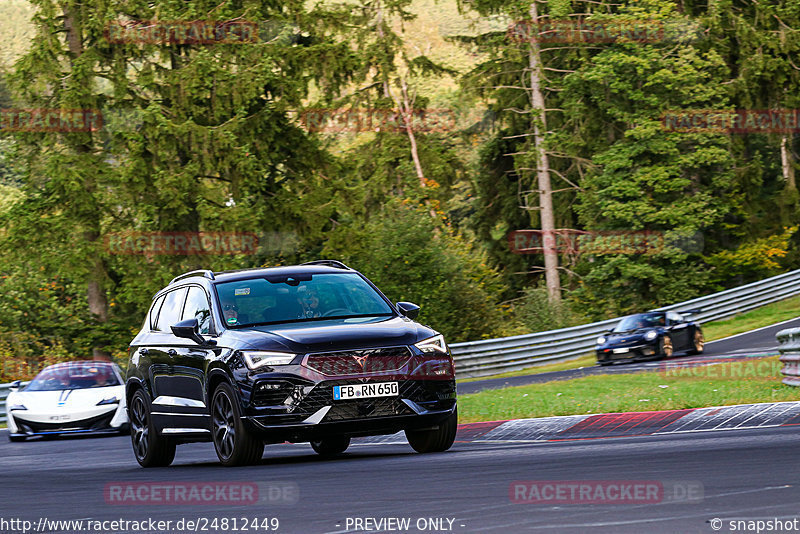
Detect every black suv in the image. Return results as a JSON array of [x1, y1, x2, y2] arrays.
[[125, 260, 457, 467]]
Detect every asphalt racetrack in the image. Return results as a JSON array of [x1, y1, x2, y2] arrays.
[[2, 317, 800, 534]]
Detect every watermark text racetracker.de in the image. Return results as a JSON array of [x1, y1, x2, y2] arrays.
[[104, 232, 257, 256], [507, 18, 702, 44], [508, 229, 704, 256], [103, 481, 298, 506], [105, 20, 259, 45], [660, 358, 781, 379], [0, 109, 103, 132], [510, 480, 703, 504], [295, 107, 457, 134], [661, 109, 800, 134]]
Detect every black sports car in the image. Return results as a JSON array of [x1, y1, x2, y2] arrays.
[[125, 260, 457, 467], [595, 311, 704, 366]]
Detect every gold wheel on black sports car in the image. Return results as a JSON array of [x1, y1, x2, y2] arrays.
[[659, 336, 673, 358]]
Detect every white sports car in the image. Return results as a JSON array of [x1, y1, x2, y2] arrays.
[[6, 361, 128, 441]]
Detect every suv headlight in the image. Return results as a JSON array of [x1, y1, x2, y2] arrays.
[[415, 334, 448, 354], [596, 336, 607, 345], [644, 330, 658, 341], [241, 351, 297, 370]]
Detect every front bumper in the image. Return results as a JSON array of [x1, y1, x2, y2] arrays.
[[8, 405, 128, 438], [241, 377, 457, 442], [596, 342, 658, 363], [248, 403, 456, 443]]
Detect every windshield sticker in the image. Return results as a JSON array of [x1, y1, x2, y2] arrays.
[[234, 288, 250, 296]]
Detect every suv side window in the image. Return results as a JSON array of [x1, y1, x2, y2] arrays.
[[149, 294, 166, 330], [182, 286, 212, 335], [155, 288, 188, 332]]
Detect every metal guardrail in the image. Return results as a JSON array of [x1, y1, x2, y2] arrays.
[[0, 382, 28, 426], [451, 269, 800, 378], [777, 328, 800, 387]]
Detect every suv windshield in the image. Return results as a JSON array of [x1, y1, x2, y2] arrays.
[[215, 272, 395, 327], [26, 363, 121, 391], [613, 312, 665, 332]]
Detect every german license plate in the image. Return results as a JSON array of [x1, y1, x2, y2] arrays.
[[333, 382, 399, 400], [613, 348, 630, 354]]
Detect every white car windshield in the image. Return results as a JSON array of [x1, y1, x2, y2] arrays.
[[25, 362, 120, 391]]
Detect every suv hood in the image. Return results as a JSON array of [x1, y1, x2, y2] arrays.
[[227, 316, 434, 354]]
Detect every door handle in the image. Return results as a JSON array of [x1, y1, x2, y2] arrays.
[[167, 349, 178, 357], [139, 348, 149, 356]]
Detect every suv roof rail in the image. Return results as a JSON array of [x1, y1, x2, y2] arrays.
[[170, 270, 216, 285], [301, 260, 350, 270]]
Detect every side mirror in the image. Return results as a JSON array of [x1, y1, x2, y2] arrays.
[[10, 380, 21, 390], [171, 318, 210, 346], [396, 301, 420, 320]]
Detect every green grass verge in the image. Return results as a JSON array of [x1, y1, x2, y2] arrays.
[[459, 295, 800, 382], [700, 294, 800, 341], [458, 355, 799, 423], [459, 354, 597, 383]]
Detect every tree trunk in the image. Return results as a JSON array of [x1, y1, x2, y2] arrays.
[[782, 135, 796, 191], [528, 2, 561, 304], [65, 6, 111, 361], [398, 79, 426, 189]]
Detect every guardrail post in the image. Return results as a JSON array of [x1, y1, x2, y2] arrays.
[[0, 383, 11, 426], [777, 328, 800, 387]]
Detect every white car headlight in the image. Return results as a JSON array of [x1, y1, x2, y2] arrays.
[[596, 336, 607, 345], [415, 334, 448, 354], [96, 396, 119, 406], [645, 330, 658, 341], [241, 351, 297, 370], [8, 404, 26, 411]]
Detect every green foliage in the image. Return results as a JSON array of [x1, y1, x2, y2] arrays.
[[321, 202, 510, 342], [565, 24, 738, 314], [514, 283, 587, 333], [1, 0, 367, 358], [1, 0, 800, 357], [707, 227, 796, 286]]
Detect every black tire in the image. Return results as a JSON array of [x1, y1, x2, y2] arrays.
[[310, 436, 351, 457], [8, 435, 25, 442], [689, 329, 705, 355], [211, 382, 264, 467], [599, 361, 612, 367], [405, 407, 458, 453], [130, 389, 176, 468], [658, 335, 674, 359]]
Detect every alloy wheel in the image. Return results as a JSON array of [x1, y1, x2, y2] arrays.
[[130, 394, 149, 461], [213, 390, 236, 461], [661, 336, 673, 358]]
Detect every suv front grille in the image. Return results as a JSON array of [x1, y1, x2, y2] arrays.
[[304, 346, 413, 376], [285, 379, 448, 422]]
